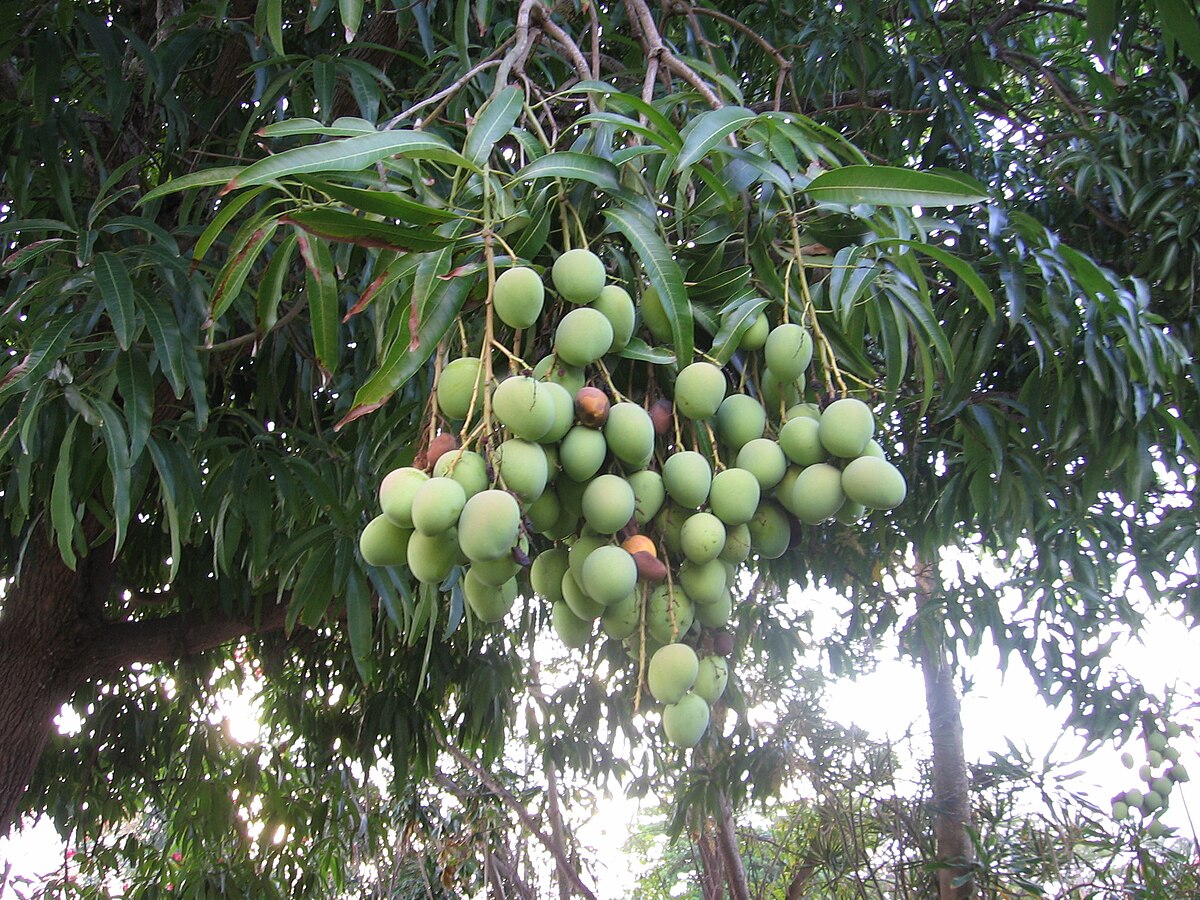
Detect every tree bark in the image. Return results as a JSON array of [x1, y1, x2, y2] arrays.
[[916, 559, 975, 899], [714, 791, 751, 900], [0, 524, 293, 836]]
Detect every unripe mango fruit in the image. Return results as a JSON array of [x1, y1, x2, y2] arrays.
[[604, 402, 655, 469], [648, 643, 699, 704], [410, 476, 467, 536], [764, 323, 813, 380], [407, 527, 459, 584], [692, 656, 729, 703], [681, 512, 726, 564], [552, 600, 592, 648], [492, 266, 544, 328], [492, 376, 556, 441], [708, 468, 761, 526], [380, 466, 429, 529], [790, 463, 845, 524], [715, 394, 766, 451], [582, 473, 636, 533], [819, 398, 875, 458], [663, 693, 710, 747], [436, 357, 485, 421], [555, 307, 614, 366], [674, 362, 726, 420], [581, 545, 638, 606], [592, 284, 636, 351], [457, 490, 521, 561], [463, 570, 518, 623], [662, 450, 712, 509], [560, 425, 608, 482], [841, 456, 907, 510], [552, 248, 606, 303], [359, 515, 412, 567], [433, 449, 488, 499]]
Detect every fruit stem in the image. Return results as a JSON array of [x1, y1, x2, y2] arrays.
[[594, 358, 628, 403], [788, 214, 847, 397], [702, 420, 724, 471], [635, 582, 649, 714]]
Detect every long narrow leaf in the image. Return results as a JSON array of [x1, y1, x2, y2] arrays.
[[296, 230, 340, 375], [225, 131, 464, 192], [140, 167, 245, 204], [297, 177, 456, 224], [873, 238, 996, 318], [465, 86, 523, 168], [805, 165, 989, 207], [94, 251, 138, 350], [209, 218, 279, 325], [604, 207, 693, 366], [511, 152, 623, 194], [283, 208, 459, 251], [52, 418, 78, 570], [676, 106, 757, 171]]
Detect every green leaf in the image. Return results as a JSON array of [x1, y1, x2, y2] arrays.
[[296, 231, 340, 375], [140, 295, 187, 399], [465, 86, 523, 168], [805, 165, 989, 207], [192, 184, 271, 265], [257, 117, 378, 138], [872, 238, 996, 318], [139, 167, 245, 204], [618, 337, 675, 366], [94, 397, 132, 555], [94, 252, 138, 350], [115, 349, 153, 461], [283, 208, 459, 251], [511, 152, 624, 194], [209, 218, 279, 325], [266, 0, 285, 55], [564, 82, 684, 151], [339, 0, 363, 41], [0, 315, 77, 403], [710, 297, 770, 365], [1087, 0, 1119, 47], [346, 565, 374, 682], [575, 112, 670, 150], [296, 177, 457, 224], [52, 418, 78, 571], [339, 267, 476, 426], [676, 106, 757, 171], [257, 231, 298, 332], [603, 207, 692, 366], [225, 131, 464, 192], [1157, 0, 1200, 70], [2, 238, 68, 271], [146, 436, 184, 582]]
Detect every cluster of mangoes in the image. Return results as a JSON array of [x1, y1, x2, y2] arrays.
[[1111, 719, 1190, 835], [359, 247, 908, 748]]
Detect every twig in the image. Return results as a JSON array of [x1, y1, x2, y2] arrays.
[[383, 55, 508, 130], [531, 5, 593, 89], [437, 735, 600, 900], [495, 0, 539, 90], [624, 0, 723, 109]]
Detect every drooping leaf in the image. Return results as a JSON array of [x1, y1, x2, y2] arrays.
[[139, 167, 245, 204], [283, 208, 460, 251], [604, 206, 693, 366], [296, 230, 340, 375], [676, 106, 758, 171], [94, 397, 132, 555], [339, 0, 363, 41], [94, 252, 138, 350], [208, 218, 279, 325], [51, 418, 78, 570], [464, 86, 523, 168], [224, 131, 466, 193], [805, 165, 989, 207], [115, 348, 153, 462], [1157, 0, 1200, 70], [257, 117, 378, 138], [872, 238, 997, 318], [511, 152, 624, 195], [296, 177, 457, 224]]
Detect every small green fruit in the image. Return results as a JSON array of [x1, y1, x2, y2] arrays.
[[748, 501, 790, 559], [530, 548, 570, 603], [790, 463, 846, 524], [410, 477, 468, 536], [662, 450, 713, 509], [592, 284, 636, 351], [436, 357, 485, 421], [580, 545, 638, 605], [457, 490, 521, 562], [492, 376, 556, 441], [736, 438, 788, 490], [708, 468, 761, 526], [738, 312, 769, 350], [680, 512, 726, 564], [463, 570, 518, 623], [628, 469, 666, 524], [778, 416, 826, 467], [582, 473, 636, 534], [841, 456, 907, 510], [359, 515, 412, 567], [674, 362, 726, 420], [560, 425, 609, 482], [692, 656, 729, 703], [604, 402, 655, 469], [763, 323, 813, 381], [715, 394, 766, 451], [407, 528, 459, 585], [663, 693, 710, 747], [648, 643, 700, 704], [555, 307, 614, 366], [493, 266, 545, 328], [552, 248, 606, 303], [818, 398, 875, 458], [380, 466, 429, 529], [640, 285, 672, 342], [552, 601, 592, 648]]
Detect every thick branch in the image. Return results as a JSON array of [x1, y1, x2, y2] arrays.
[[71, 599, 293, 681]]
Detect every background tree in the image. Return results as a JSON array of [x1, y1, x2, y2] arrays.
[[2, 1, 1196, 898]]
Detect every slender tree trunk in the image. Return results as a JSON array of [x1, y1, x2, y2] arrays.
[[916, 558, 975, 899], [715, 791, 751, 900]]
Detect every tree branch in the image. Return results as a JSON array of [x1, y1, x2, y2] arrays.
[[71, 598, 294, 681], [436, 735, 599, 900]]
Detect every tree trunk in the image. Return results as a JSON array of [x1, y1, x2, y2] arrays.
[[916, 559, 975, 899], [0, 528, 110, 834]]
